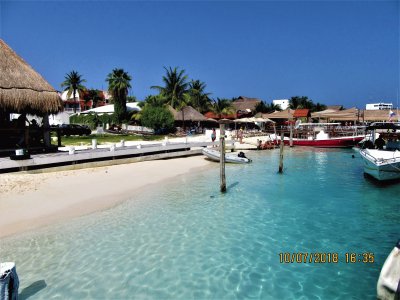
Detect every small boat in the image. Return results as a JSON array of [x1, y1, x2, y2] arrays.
[[359, 122, 400, 181], [202, 148, 251, 164], [273, 122, 365, 148]]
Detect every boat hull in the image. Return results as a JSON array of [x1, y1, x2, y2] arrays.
[[360, 150, 400, 181], [274, 136, 364, 148], [202, 148, 251, 164]]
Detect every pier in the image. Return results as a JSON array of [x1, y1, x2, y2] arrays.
[[0, 141, 217, 173]]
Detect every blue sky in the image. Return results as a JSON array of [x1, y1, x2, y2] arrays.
[[1, 0, 399, 108]]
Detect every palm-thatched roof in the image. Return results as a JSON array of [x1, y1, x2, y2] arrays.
[[312, 107, 359, 121], [0, 39, 63, 115], [362, 109, 397, 122], [173, 106, 207, 121], [262, 109, 294, 119], [232, 96, 262, 112]]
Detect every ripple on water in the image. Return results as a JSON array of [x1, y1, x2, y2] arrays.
[[1, 148, 399, 299]]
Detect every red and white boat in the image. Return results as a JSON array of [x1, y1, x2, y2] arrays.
[[272, 122, 365, 148]]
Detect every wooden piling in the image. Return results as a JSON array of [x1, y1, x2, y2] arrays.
[[279, 130, 284, 173], [219, 123, 226, 192], [289, 121, 293, 147]]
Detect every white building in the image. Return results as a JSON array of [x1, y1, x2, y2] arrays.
[[366, 103, 393, 110], [272, 99, 289, 110]]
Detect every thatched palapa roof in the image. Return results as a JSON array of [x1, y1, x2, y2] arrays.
[[170, 106, 207, 122], [262, 109, 294, 120], [232, 96, 262, 112], [0, 39, 63, 115], [363, 109, 397, 122], [311, 107, 359, 121]]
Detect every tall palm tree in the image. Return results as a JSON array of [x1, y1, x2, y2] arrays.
[[210, 98, 235, 119], [61, 70, 86, 113], [151, 66, 189, 109], [106, 68, 132, 124], [289, 96, 313, 109], [188, 80, 212, 114], [151, 66, 191, 130]]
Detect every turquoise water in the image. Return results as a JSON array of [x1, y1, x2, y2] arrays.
[[1, 148, 399, 299]]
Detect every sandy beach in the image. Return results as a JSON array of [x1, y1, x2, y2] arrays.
[[0, 156, 211, 238]]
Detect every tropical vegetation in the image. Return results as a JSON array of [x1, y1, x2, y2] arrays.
[[151, 67, 189, 110], [289, 96, 326, 112], [210, 98, 235, 118], [106, 68, 132, 124], [61, 70, 86, 113], [140, 105, 175, 134], [188, 80, 212, 113], [255, 101, 282, 113], [83, 89, 104, 109]]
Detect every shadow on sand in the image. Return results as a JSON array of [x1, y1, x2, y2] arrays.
[[19, 280, 47, 300]]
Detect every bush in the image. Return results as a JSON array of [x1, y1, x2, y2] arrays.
[[70, 113, 118, 129], [140, 106, 175, 133]]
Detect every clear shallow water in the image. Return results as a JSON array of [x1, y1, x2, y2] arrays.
[[1, 148, 399, 299]]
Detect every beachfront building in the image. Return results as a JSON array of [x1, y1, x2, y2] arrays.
[[272, 99, 289, 110], [366, 102, 393, 110], [60, 90, 110, 113], [49, 90, 112, 125]]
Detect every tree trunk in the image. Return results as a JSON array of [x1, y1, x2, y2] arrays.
[[73, 89, 77, 113]]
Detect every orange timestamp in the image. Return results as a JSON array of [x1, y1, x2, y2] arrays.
[[278, 252, 375, 264]]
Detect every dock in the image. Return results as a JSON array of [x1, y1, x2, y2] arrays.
[[0, 141, 218, 173]]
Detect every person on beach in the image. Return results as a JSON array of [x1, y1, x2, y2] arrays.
[[239, 128, 243, 144], [211, 128, 216, 146]]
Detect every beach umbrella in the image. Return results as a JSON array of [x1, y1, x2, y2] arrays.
[[0, 39, 63, 115], [234, 118, 252, 123], [206, 118, 218, 122], [254, 117, 275, 123]]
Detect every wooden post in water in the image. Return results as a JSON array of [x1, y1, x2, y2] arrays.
[[219, 122, 226, 192], [278, 130, 285, 173], [289, 121, 294, 147]]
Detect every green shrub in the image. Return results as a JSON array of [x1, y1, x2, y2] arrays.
[[140, 106, 175, 134], [70, 113, 119, 129]]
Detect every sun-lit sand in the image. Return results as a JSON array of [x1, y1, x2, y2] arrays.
[[0, 156, 211, 238]]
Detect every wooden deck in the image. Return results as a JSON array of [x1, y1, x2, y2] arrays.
[[0, 141, 218, 173]]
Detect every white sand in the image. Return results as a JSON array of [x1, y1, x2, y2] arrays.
[[0, 156, 210, 238]]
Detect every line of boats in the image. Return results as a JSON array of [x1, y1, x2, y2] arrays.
[[201, 122, 400, 181]]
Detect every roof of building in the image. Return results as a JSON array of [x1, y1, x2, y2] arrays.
[[293, 109, 310, 118], [81, 102, 141, 114], [172, 106, 207, 121], [363, 109, 397, 121], [326, 105, 343, 111], [0, 39, 63, 115], [232, 96, 262, 112], [262, 109, 294, 119]]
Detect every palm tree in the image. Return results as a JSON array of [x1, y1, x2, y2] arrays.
[[83, 89, 104, 109], [61, 71, 86, 113], [151, 66, 189, 109], [151, 66, 191, 130], [266, 103, 283, 113], [106, 68, 132, 124], [188, 80, 212, 114], [210, 98, 235, 119], [289, 96, 313, 109]]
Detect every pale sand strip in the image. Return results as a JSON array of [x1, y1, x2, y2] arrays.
[[0, 156, 211, 238]]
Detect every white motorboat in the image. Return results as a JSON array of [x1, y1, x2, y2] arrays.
[[202, 148, 251, 164], [359, 122, 400, 181]]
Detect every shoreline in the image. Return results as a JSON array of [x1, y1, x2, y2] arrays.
[[0, 156, 211, 239]]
